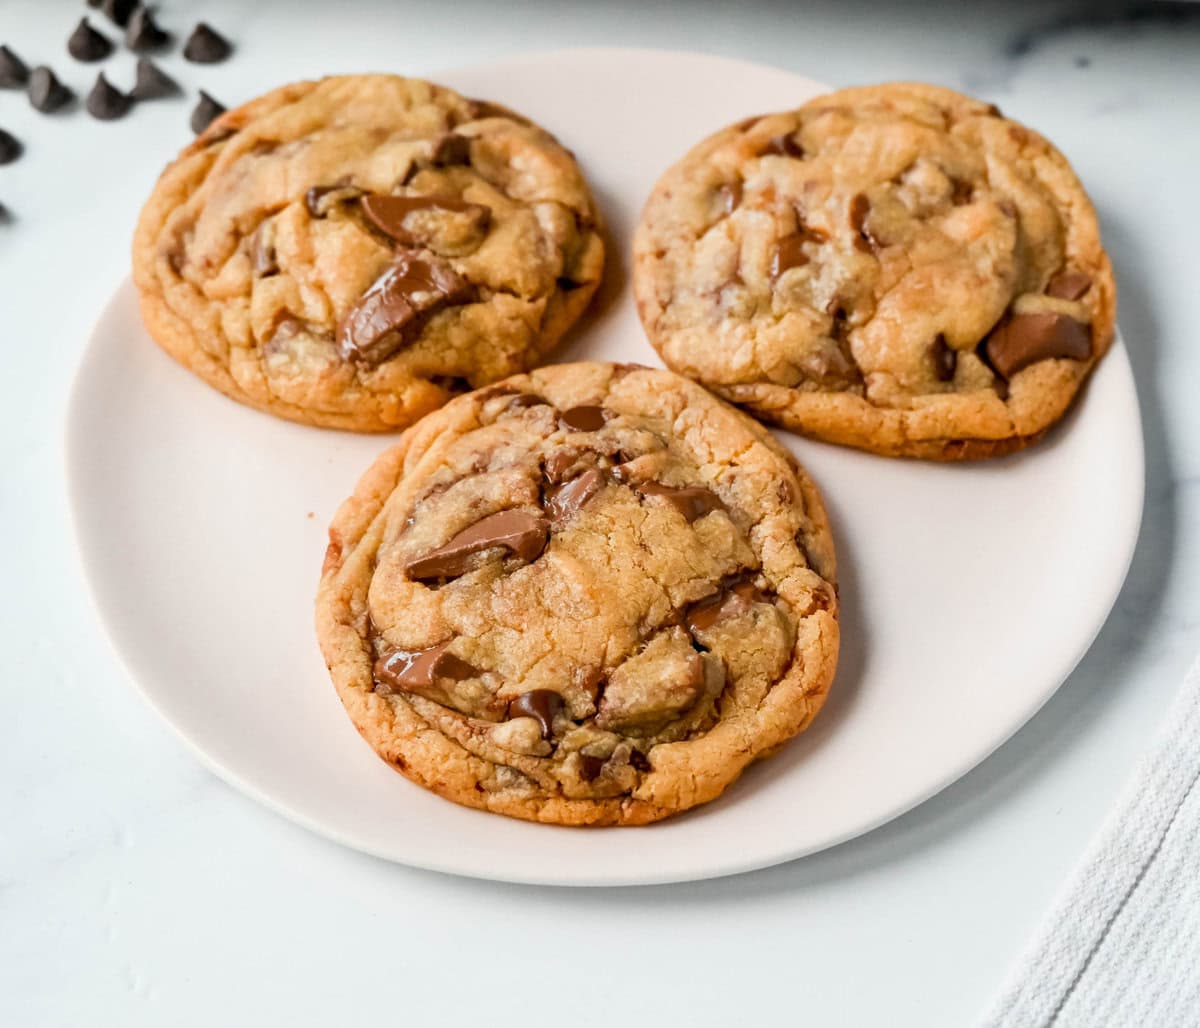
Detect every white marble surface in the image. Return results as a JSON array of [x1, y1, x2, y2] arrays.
[[2, 1, 1198, 1024]]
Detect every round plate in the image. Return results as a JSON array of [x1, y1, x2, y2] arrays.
[[66, 49, 1143, 886]]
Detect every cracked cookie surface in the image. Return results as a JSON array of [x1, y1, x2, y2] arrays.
[[133, 74, 604, 432], [315, 362, 839, 825], [633, 82, 1115, 460]]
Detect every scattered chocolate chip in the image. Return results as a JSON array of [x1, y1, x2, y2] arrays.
[[359, 193, 489, 243], [760, 132, 804, 158], [1046, 270, 1093, 301], [68, 18, 113, 61], [559, 405, 608, 432], [771, 232, 811, 278], [984, 312, 1092, 379], [543, 450, 578, 483], [338, 252, 475, 365], [0, 45, 29, 88], [250, 221, 278, 277], [374, 641, 478, 695], [126, 5, 170, 51], [686, 581, 761, 635], [130, 56, 178, 99], [28, 67, 73, 113], [430, 133, 471, 166], [507, 393, 549, 410], [182, 22, 232, 63], [578, 754, 606, 781], [984, 102, 1003, 117], [0, 129, 21, 165], [101, 0, 137, 27], [637, 482, 726, 523], [932, 335, 957, 382], [545, 468, 605, 522], [430, 375, 470, 394], [85, 73, 132, 120], [406, 510, 550, 581], [506, 690, 563, 739], [190, 90, 226, 134], [716, 180, 742, 215], [950, 178, 974, 205], [629, 748, 652, 772]]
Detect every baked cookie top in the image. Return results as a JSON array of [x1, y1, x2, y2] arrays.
[[133, 75, 604, 432], [633, 82, 1115, 459], [315, 362, 839, 825]]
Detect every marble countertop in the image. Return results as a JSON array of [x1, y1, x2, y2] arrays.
[[3, 1, 1198, 1024]]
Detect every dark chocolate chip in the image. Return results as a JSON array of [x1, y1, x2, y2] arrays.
[[543, 450, 579, 484], [716, 180, 742, 215], [545, 468, 605, 522], [430, 133, 471, 166], [760, 132, 804, 158], [250, 221, 278, 277], [578, 754, 606, 781], [182, 22, 232, 63], [932, 334, 956, 382], [559, 405, 608, 432], [984, 312, 1092, 379], [126, 5, 170, 51], [0, 129, 21, 165], [984, 102, 1003, 117], [68, 18, 113, 62], [406, 510, 550, 581], [629, 748, 652, 772], [430, 375, 471, 394], [1046, 270, 1093, 301], [507, 393, 549, 410], [338, 252, 474, 365], [950, 178, 974, 205], [0, 46, 29, 88], [86, 73, 132, 120], [506, 690, 563, 739], [101, 0, 137, 27], [130, 57, 178, 100], [374, 641, 478, 695], [685, 581, 761, 636], [637, 482, 726, 523], [360, 193, 489, 243], [190, 90, 226, 135], [28, 67, 73, 113], [771, 232, 811, 278]]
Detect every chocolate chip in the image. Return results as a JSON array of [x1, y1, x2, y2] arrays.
[[932, 335, 956, 382], [0, 129, 21, 166], [406, 510, 550, 581], [950, 178, 974, 205], [543, 450, 578, 484], [984, 312, 1092, 379], [190, 90, 226, 135], [374, 641, 478, 695], [984, 102, 1003, 117], [430, 375, 470, 394], [338, 252, 475, 365], [183, 22, 232, 63], [1046, 270, 1093, 301], [86, 73, 132, 120], [506, 690, 563, 739], [126, 5, 170, 51], [100, 0, 137, 27], [637, 482, 726, 523], [716, 180, 742, 215], [578, 754, 606, 782], [430, 133, 471, 166], [629, 748, 652, 772], [686, 581, 761, 635], [760, 132, 804, 158], [250, 221, 278, 277], [771, 232, 810, 278], [507, 393, 549, 410], [360, 193, 489, 243], [545, 468, 605, 522], [559, 405, 608, 432], [0, 46, 29, 88], [28, 67, 73, 113], [68, 18, 113, 61], [130, 56, 178, 100]]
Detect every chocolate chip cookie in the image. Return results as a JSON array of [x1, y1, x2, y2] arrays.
[[133, 75, 604, 431], [315, 362, 839, 825], [633, 82, 1115, 459]]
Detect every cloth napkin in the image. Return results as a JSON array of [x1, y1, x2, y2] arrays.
[[983, 654, 1200, 1027]]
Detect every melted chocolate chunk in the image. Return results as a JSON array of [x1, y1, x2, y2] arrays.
[[406, 510, 550, 581], [559, 405, 608, 432], [932, 334, 956, 382], [578, 754, 606, 781], [771, 232, 811, 278], [950, 178, 974, 205], [716, 180, 742, 215], [686, 581, 762, 635], [543, 450, 579, 484], [984, 312, 1092, 379], [68, 18, 113, 62], [848, 192, 883, 252], [100, 0, 137, 27], [545, 468, 605, 522], [337, 252, 474, 365], [251, 221, 278, 277], [507, 690, 563, 739], [183, 22, 232, 64], [374, 641, 478, 695], [1046, 270, 1092, 301], [760, 132, 804, 158], [0, 129, 21, 166], [28, 67, 73, 113], [126, 5, 170, 51], [637, 482, 726, 523], [359, 193, 490, 243], [85, 73, 132, 120], [305, 183, 363, 217], [430, 133, 471, 166], [130, 57, 178, 100], [0, 46, 29, 88], [629, 748, 652, 772], [190, 90, 226, 135]]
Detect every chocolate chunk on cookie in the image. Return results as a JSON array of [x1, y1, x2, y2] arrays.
[[315, 362, 839, 825], [634, 82, 1116, 460]]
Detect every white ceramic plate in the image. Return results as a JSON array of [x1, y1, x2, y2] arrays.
[[66, 49, 1144, 886]]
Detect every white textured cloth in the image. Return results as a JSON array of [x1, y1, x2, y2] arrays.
[[983, 655, 1200, 1027]]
